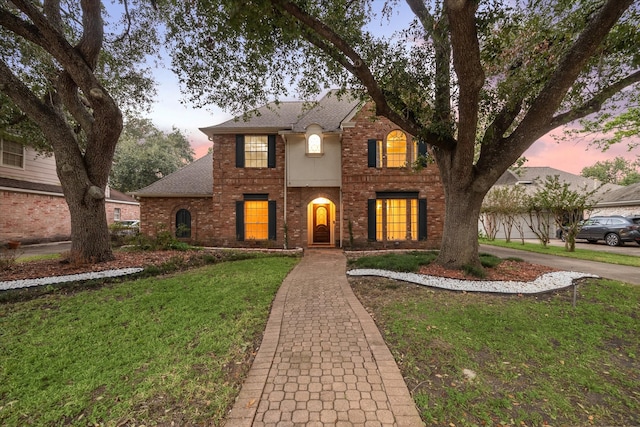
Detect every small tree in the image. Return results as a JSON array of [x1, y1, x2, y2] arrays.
[[481, 185, 527, 242], [525, 176, 599, 251]]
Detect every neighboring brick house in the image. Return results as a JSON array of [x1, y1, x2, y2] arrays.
[[133, 91, 445, 249], [0, 140, 139, 244]]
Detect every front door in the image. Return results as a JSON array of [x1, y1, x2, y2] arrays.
[[313, 204, 330, 243]]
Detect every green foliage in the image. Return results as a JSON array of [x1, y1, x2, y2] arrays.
[[110, 118, 194, 193], [528, 175, 599, 251], [0, 257, 298, 426], [580, 156, 640, 185], [481, 185, 528, 242], [349, 251, 438, 272]]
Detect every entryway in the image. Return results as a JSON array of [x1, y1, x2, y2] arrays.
[[307, 197, 335, 247]]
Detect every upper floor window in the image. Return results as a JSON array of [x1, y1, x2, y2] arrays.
[[236, 135, 276, 168], [367, 131, 427, 169], [1, 139, 24, 168], [386, 130, 407, 167], [307, 133, 322, 154]]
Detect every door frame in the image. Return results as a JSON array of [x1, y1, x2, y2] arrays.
[[307, 197, 336, 247]]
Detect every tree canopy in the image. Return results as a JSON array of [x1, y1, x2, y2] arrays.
[[110, 118, 194, 193], [581, 156, 640, 186], [163, 0, 639, 268], [0, 0, 159, 261]]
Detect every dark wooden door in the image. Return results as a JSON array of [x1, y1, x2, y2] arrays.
[[313, 205, 330, 243]]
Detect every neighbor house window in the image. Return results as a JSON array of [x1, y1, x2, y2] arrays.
[[368, 192, 427, 241], [176, 209, 191, 238], [236, 195, 276, 241], [114, 208, 121, 221], [367, 131, 427, 168], [1, 139, 24, 168], [236, 135, 276, 168]]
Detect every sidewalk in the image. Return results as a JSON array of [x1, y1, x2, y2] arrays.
[[224, 249, 424, 427]]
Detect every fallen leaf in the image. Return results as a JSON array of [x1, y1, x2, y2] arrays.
[[246, 399, 256, 408]]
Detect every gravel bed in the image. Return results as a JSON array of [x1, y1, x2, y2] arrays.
[[0, 268, 144, 291], [347, 269, 598, 294]]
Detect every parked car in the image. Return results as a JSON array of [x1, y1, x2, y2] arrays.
[[574, 216, 640, 246], [111, 220, 140, 236]]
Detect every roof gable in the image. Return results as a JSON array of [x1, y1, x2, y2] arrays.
[[199, 90, 362, 136]]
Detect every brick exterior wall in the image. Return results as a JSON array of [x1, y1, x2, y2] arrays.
[[210, 134, 286, 247], [1, 189, 139, 244], [139, 196, 214, 245], [139, 102, 445, 250], [341, 104, 444, 250]]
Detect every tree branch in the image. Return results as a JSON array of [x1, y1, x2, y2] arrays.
[[269, 0, 457, 150], [549, 70, 640, 129], [0, 58, 75, 149], [507, 0, 634, 150], [445, 0, 484, 148]]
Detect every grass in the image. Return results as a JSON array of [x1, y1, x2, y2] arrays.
[[349, 252, 640, 426], [0, 256, 298, 426], [348, 250, 438, 272], [480, 238, 640, 267]]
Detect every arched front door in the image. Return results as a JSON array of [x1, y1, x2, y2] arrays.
[[307, 197, 335, 246]]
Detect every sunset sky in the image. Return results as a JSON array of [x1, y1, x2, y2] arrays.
[[148, 69, 636, 176]]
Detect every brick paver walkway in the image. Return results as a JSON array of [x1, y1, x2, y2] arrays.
[[224, 249, 424, 426]]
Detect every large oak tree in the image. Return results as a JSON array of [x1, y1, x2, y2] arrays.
[[164, 0, 639, 268], [0, 0, 157, 261]]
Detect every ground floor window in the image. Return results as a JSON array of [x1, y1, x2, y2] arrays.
[[236, 195, 276, 241], [176, 209, 191, 238], [368, 192, 427, 241]]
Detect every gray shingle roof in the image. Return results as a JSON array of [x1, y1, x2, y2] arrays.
[[131, 153, 213, 197], [495, 167, 621, 199], [597, 182, 640, 205], [0, 176, 137, 203], [199, 90, 362, 136]]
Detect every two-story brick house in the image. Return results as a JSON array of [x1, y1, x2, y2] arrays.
[[134, 91, 445, 249], [0, 140, 139, 244]]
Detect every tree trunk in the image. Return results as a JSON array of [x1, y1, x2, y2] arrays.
[[436, 180, 487, 270], [66, 191, 112, 262]]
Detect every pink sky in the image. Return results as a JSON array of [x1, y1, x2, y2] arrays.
[[523, 132, 638, 174]]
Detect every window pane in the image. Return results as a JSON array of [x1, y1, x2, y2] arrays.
[[245, 200, 268, 239], [376, 200, 383, 241], [376, 139, 383, 168], [375, 197, 418, 241], [245, 136, 268, 168], [176, 209, 191, 238], [2, 140, 24, 167], [386, 131, 407, 168], [410, 199, 418, 240], [308, 134, 321, 153], [386, 199, 407, 240]]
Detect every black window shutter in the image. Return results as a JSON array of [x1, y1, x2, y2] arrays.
[[367, 139, 377, 168], [268, 135, 276, 168], [418, 198, 427, 241], [418, 141, 427, 157], [236, 201, 244, 241], [268, 200, 277, 240], [235, 135, 245, 168], [367, 199, 377, 241]]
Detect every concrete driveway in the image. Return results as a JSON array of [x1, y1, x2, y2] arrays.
[[16, 241, 71, 259], [481, 242, 640, 285]]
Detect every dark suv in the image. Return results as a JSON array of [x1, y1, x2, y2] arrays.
[[575, 215, 640, 246]]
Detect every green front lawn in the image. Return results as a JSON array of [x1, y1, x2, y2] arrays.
[[0, 256, 298, 426]]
